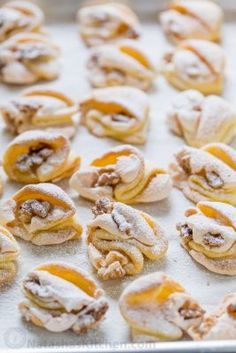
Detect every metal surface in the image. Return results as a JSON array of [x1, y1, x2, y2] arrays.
[[0, 0, 236, 352]]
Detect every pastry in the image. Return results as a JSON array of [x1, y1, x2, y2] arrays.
[[0, 0, 44, 42], [167, 90, 236, 147], [3, 130, 81, 183], [19, 262, 108, 333], [190, 293, 236, 340], [0, 183, 83, 245], [169, 143, 236, 205], [80, 86, 149, 144], [160, 0, 223, 44], [87, 198, 168, 280], [0, 88, 79, 138], [0, 33, 60, 84], [0, 225, 20, 285], [119, 272, 204, 342], [162, 39, 225, 94], [177, 201, 236, 275], [78, 2, 140, 46], [70, 144, 172, 204], [87, 40, 156, 91]]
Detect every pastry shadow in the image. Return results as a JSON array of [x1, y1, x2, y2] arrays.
[[19, 318, 109, 347]]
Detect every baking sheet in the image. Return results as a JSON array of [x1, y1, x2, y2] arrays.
[[0, 0, 236, 351]]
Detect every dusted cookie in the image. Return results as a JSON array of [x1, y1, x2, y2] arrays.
[[3, 130, 81, 183], [0, 33, 60, 84], [0, 183, 83, 245], [119, 272, 204, 342], [177, 201, 236, 275], [70, 144, 172, 204], [162, 39, 225, 94], [190, 293, 236, 340], [0, 225, 20, 285], [167, 90, 236, 147], [0, 1, 44, 42], [80, 86, 149, 144], [78, 2, 140, 46], [87, 40, 156, 91], [160, 0, 223, 44], [170, 143, 236, 206], [19, 262, 108, 333], [87, 198, 168, 280], [0, 88, 79, 138]]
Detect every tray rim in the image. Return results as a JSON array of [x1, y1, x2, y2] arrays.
[[3, 340, 236, 353]]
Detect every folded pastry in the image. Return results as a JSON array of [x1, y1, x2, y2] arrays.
[[3, 130, 81, 183], [0, 33, 60, 84], [0, 88, 79, 138], [87, 40, 156, 91], [80, 86, 149, 144], [190, 293, 236, 340], [78, 2, 140, 46], [87, 198, 168, 280], [70, 145, 172, 204], [169, 143, 236, 205], [177, 201, 236, 275], [160, 0, 223, 44], [0, 183, 83, 245], [0, 225, 20, 285], [0, 1, 44, 42], [162, 39, 225, 94], [167, 90, 236, 147], [19, 262, 109, 333], [119, 272, 204, 342]]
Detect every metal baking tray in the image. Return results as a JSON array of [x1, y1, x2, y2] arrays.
[[1, 0, 236, 352]]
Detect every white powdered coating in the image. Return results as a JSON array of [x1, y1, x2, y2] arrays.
[[116, 154, 142, 183], [88, 43, 154, 84], [82, 86, 149, 123], [78, 3, 140, 46], [24, 270, 94, 312], [90, 201, 158, 246], [160, 0, 223, 42], [181, 40, 225, 74], [19, 262, 107, 333], [173, 0, 223, 30], [0, 1, 44, 42], [79, 3, 139, 30], [178, 201, 236, 274], [198, 201, 236, 229], [160, 10, 209, 42], [136, 173, 172, 203], [0, 32, 60, 84], [167, 90, 236, 146], [119, 272, 202, 339], [0, 228, 19, 255], [70, 144, 144, 199], [173, 144, 236, 186], [203, 143, 236, 167], [7, 129, 68, 147], [18, 183, 75, 210]]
